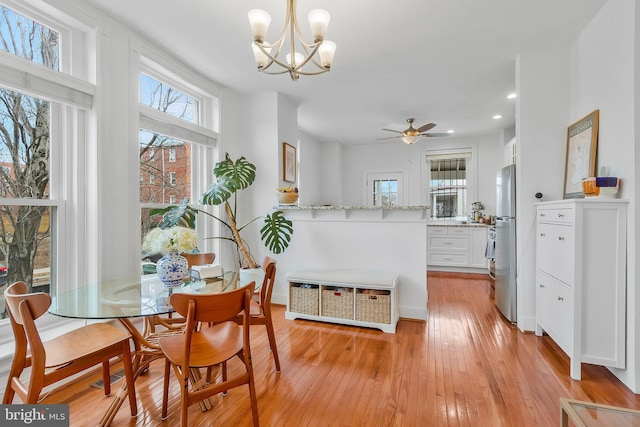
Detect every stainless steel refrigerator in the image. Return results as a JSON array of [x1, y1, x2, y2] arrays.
[[495, 164, 516, 323]]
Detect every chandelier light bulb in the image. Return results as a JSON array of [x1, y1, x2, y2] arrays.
[[308, 9, 330, 41], [318, 40, 336, 69], [248, 9, 271, 42], [251, 43, 272, 68]]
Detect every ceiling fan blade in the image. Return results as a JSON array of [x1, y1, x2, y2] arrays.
[[381, 128, 403, 134], [422, 132, 450, 138], [376, 135, 402, 140], [417, 123, 436, 133]]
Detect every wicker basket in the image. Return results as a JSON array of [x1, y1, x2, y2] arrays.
[[289, 284, 319, 315], [321, 287, 354, 320], [356, 290, 391, 324]]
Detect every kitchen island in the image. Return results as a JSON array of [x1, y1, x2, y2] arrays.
[[275, 205, 428, 321]]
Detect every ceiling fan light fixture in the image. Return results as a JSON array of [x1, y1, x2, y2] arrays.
[[402, 135, 419, 144], [248, 0, 336, 80]]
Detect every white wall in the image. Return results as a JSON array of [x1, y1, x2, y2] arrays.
[[340, 135, 503, 216], [517, 0, 639, 391], [568, 0, 637, 391], [515, 47, 570, 333]]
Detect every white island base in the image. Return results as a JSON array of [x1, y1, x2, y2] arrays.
[[285, 269, 399, 333]]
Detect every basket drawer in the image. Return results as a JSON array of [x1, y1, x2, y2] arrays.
[[356, 290, 391, 324], [289, 284, 319, 316], [321, 288, 354, 320]]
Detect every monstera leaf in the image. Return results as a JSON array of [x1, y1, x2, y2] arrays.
[[260, 211, 293, 254], [201, 154, 256, 206], [152, 199, 198, 228], [154, 153, 294, 269]]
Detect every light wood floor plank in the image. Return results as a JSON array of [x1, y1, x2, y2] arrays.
[[38, 271, 640, 426]]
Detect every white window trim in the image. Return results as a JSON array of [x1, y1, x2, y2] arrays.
[[363, 171, 405, 206], [424, 148, 477, 218], [0, 3, 92, 348]]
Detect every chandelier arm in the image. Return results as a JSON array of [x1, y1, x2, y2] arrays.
[[291, 43, 322, 72]]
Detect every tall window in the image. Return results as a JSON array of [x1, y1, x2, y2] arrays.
[[138, 63, 218, 259], [0, 5, 91, 319], [427, 151, 471, 220]]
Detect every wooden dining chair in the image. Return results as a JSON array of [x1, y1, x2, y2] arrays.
[[159, 282, 259, 427], [181, 252, 215, 268], [2, 282, 138, 416], [235, 257, 280, 372]]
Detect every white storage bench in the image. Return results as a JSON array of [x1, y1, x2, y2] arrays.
[[285, 270, 399, 333]]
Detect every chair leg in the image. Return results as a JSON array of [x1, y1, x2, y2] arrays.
[[120, 343, 138, 417], [2, 357, 26, 404], [221, 361, 228, 395], [102, 361, 111, 396], [244, 350, 260, 427], [161, 359, 171, 419], [265, 319, 281, 372]]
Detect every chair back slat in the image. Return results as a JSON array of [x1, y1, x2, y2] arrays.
[[170, 282, 255, 324], [181, 253, 215, 268], [5, 282, 51, 325], [259, 257, 277, 307]]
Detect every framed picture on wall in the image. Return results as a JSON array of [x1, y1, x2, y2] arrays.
[[563, 110, 599, 199], [283, 142, 296, 183]]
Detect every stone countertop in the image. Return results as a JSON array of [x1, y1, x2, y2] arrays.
[[427, 222, 489, 227], [276, 204, 430, 210]]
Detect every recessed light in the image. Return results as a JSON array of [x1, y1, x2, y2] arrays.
[[507, 93, 517, 99], [493, 114, 502, 120], [447, 130, 455, 133]]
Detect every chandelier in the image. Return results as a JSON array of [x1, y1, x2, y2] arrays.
[[248, 0, 336, 80]]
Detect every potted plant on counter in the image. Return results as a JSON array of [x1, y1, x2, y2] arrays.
[[151, 153, 293, 270]]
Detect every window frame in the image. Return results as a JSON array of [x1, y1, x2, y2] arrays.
[[424, 148, 477, 221], [364, 171, 405, 207], [0, 3, 94, 340], [137, 55, 220, 257]]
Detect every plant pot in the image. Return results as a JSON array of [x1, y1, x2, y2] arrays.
[[156, 250, 189, 288], [240, 267, 265, 288], [277, 192, 299, 204]]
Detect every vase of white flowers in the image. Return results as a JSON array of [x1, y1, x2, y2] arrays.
[[142, 226, 198, 287]]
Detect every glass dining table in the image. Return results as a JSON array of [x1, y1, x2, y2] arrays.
[[48, 271, 245, 427]]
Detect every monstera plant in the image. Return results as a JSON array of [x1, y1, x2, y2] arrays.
[[152, 153, 293, 269]]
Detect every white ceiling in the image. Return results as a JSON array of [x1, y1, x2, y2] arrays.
[[84, 0, 607, 146]]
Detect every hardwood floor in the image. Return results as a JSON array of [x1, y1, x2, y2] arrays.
[[43, 272, 640, 426]]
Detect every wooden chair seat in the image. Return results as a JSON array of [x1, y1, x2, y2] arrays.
[[3, 281, 137, 417], [42, 323, 132, 369], [159, 282, 259, 427], [161, 322, 243, 368]]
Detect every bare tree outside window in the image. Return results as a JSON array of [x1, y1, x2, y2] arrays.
[[0, 6, 59, 317]]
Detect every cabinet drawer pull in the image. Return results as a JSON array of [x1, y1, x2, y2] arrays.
[[558, 236, 565, 241], [539, 284, 545, 288], [540, 213, 546, 217], [557, 296, 564, 301], [443, 257, 452, 261], [444, 242, 452, 245], [557, 213, 564, 218], [539, 233, 546, 237]]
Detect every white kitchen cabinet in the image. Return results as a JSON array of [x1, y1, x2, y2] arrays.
[[427, 225, 488, 272], [535, 199, 627, 380], [470, 227, 488, 268]]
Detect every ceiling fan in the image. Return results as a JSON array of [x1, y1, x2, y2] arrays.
[[378, 118, 450, 144]]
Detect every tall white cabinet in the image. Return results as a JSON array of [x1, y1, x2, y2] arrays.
[[535, 199, 627, 380]]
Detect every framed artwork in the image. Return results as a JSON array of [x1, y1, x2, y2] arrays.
[[563, 110, 599, 199], [283, 142, 296, 183]]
